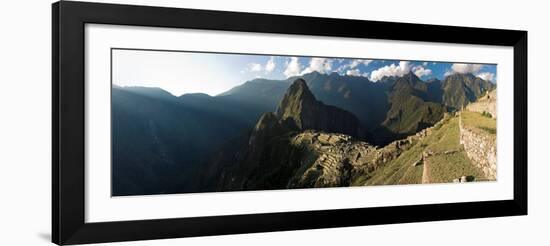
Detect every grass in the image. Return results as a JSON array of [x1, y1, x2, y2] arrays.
[[429, 118, 460, 152], [397, 164, 424, 184], [362, 142, 423, 185], [427, 152, 484, 183], [461, 111, 496, 135], [424, 117, 485, 182], [360, 115, 486, 186]]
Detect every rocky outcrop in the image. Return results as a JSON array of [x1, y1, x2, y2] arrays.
[[459, 114, 497, 180], [466, 89, 497, 118], [287, 131, 415, 188], [286, 131, 377, 187]]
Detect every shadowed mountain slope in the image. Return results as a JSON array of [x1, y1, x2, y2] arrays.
[[113, 71, 496, 195], [275, 78, 365, 139], [204, 79, 376, 190], [380, 72, 446, 139], [112, 86, 258, 195]]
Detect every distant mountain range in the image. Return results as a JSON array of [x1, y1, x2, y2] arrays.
[[218, 71, 494, 144], [112, 71, 495, 195]]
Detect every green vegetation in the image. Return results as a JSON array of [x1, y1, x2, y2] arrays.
[[362, 136, 426, 186], [481, 111, 493, 118], [427, 152, 483, 183], [113, 67, 498, 195], [382, 73, 446, 137], [441, 73, 496, 110], [461, 111, 496, 135], [398, 164, 424, 184], [360, 115, 485, 185], [422, 117, 484, 182]]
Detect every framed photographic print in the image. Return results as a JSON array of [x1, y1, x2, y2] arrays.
[[52, 1, 527, 245]]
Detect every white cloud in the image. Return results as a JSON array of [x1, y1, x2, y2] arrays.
[[247, 63, 262, 72], [350, 59, 373, 68], [450, 63, 484, 74], [412, 65, 432, 78], [301, 57, 334, 75], [345, 69, 369, 78], [265, 56, 276, 73], [477, 72, 495, 82], [369, 61, 412, 82], [346, 69, 361, 76], [336, 59, 372, 73], [245, 57, 277, 74], [283, 57, 303, 78]]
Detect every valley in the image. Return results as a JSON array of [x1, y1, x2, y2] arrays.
[[111, 70, 496, 195]]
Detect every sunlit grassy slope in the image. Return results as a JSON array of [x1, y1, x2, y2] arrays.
[[355, 115, 485, 186], [461, 110, 496, 135]]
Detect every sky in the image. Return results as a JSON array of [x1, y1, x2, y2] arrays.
[[112, 49, 497, 96]]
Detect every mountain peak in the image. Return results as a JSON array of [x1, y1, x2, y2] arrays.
[[447, 72, 475, 80], [441, 72, 496, 110], [118, 86, 176, 100], [274, 78, 364, 138], [290, 78, 308, 90], [275, 79, 315, 121], [285, 78, 315, 101], [179, 92, 211, 98], [402, 71, 420, 81]]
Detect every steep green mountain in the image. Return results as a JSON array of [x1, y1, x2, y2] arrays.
[[220, 72, 384, 127], [204, 79, 376, 190], [275, 79, 365, 138], [424, 78, 444, 102], [441, 73, 495, 110], [302, 72, 395, 139], [380, 72, 446, 139], [220, 72, 392, 143]]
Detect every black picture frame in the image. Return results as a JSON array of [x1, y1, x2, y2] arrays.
[[52, 1, 527, 245]]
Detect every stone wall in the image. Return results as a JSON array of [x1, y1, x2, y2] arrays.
[[421, 151, 431, 184], [466, 89, 496, 118], [459, 115, 497, 180]]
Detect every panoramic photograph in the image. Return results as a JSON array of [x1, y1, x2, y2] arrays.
[[111, 49, 497, 196]]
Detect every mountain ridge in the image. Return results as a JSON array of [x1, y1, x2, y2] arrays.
[[207, 79, 376, 190], [218, 71, 494, 145], [112, 71, 496, 195], [274, 78, 365, 138]]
